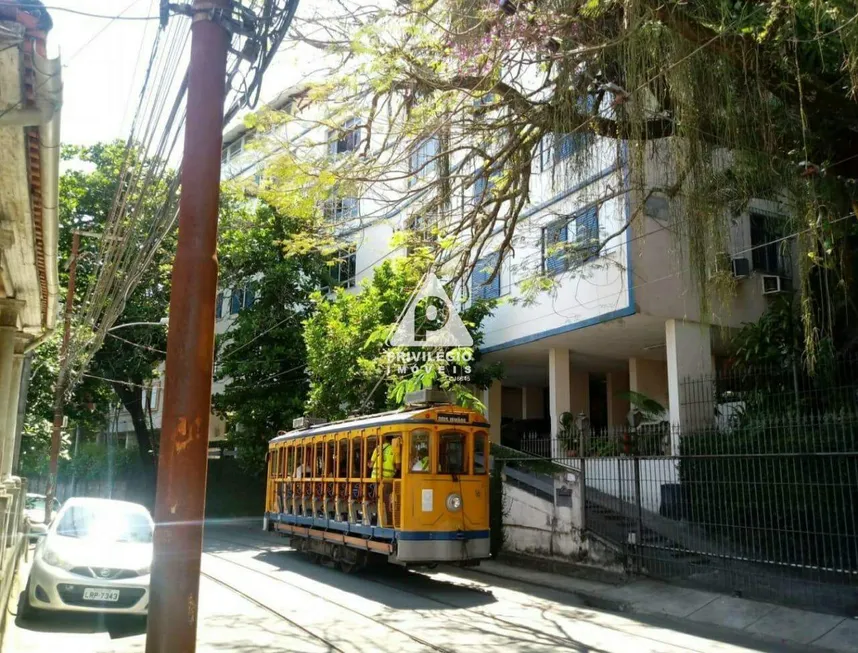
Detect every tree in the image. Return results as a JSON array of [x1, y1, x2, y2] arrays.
[[211, 190, 327, 470], [303, 251, 503, 421], [25, 142, 174, 487], [19, 333, 111, 477], [269, 0, 858, 355]]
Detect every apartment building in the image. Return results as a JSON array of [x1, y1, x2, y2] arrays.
[[109, 77, 790, 458]]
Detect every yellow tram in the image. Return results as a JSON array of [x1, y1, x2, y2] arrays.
[[264, 391, 491, 570]]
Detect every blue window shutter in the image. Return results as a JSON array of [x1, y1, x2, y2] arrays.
[[576, 207, 599, 262], [215, 292, 223, 319], [230, 288, 242, 314], [544, 221, 568, 274], [557, 134, 576, 160], [244, 283, 256, 308], [473, 170, 487, 203], [472, 253, 500, 300]]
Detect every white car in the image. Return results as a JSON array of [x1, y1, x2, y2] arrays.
[[24, 493, 60, 541], [23, 497, 153, 617]]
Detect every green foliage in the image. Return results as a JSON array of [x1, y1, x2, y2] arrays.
[[60, 442, 138, 482], [617, 390, 666, 422], [212, 193, 327, 471], [489, 457, 506, 558], [733, 296, 803, 370], [281, 0, 858, 356], [22, 141, 174, 479], [680, 420, 858, 570], [303, 255, 503, 420]]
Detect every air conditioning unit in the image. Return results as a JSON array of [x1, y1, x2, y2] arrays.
[[731, 257, 750, 278], [292, 416, 326, 430], [761, 275, 791, 295]]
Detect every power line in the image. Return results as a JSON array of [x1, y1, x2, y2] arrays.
[[1, 3, 160, 20]]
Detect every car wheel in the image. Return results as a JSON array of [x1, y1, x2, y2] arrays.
[[19, 581, 40, 621]]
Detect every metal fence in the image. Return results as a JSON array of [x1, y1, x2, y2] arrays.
[[511, 358, 858, 615]]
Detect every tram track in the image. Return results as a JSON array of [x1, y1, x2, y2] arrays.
[[199, 570, 347, 653], [203, 529, 589, 651], [202, 534, 457, 653]]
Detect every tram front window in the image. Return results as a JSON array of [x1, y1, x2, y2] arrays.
[[438, 432, 467, 474], [410, 430, 430, 473]]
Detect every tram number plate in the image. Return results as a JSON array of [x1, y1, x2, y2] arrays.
[[83, 588, 120, 602], [436, 413, 468, 424]]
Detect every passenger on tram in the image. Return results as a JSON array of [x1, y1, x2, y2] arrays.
[[370, 437, 401, 479], [411, 444, 429, 471]]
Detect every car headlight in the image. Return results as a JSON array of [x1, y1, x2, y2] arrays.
[[41, 547, 74, 571], [446, 493, 462, 512]]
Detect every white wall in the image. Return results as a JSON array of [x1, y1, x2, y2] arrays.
[[503, 473, 583, 559]]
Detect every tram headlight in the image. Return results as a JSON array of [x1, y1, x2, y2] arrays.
[[446, 493, 463, 512]]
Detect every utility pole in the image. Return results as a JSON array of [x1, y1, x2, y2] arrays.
[[45, 231, 79, 524], [146, 1, 229, 651]]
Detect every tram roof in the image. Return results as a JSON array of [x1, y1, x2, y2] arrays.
[[269, 406, 486, 443]]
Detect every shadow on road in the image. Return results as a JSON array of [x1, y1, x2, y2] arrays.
[[202, 526, 498, 610], [14, 591, 146, 639]]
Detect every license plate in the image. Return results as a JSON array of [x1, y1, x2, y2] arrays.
[[82, 588, 120, 602]]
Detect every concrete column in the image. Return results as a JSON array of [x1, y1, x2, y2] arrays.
[[482, 380, 502, 444], [606, 369, 630, 428], [548, 348, 571, 459], [1, 335, 26, 478], [665, 319, 714, 453], [0, 300, 24, 479]]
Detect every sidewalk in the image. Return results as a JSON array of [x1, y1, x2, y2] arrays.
[[471, 556, 858, 653]]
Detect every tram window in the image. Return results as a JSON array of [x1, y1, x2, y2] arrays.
[[409, 429, 431, 473], [338, 439, 348, 477], [438, 432, 467, 474], [325, 441, 334, 477], [365, 435, 378, 478], [287, 446, 295, 476], [280, 447, 287, 476], [350, 437, 362, 478], [473, 432, 488, 474], [315, 443, 325, 477], [297, 444, 310, 479]]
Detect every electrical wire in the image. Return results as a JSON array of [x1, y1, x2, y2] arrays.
[[61, 0, 302, 399], [0, 3, 160, 20]]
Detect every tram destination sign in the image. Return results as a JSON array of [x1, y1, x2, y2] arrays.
[[436, 413, 469, 425]]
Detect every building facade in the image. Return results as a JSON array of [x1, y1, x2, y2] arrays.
[[112, 78, 791, 460]]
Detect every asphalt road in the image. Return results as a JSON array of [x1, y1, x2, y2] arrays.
[[3, 522, 797, 652]]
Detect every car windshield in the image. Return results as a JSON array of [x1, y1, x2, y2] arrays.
[[56, 504, 153, 543], [25, 497, 45, 512]]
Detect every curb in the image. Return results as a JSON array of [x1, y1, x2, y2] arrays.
[[469, 563, 834, 653], [493, 551, 628, 586], [469, 565, 630, 614]]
